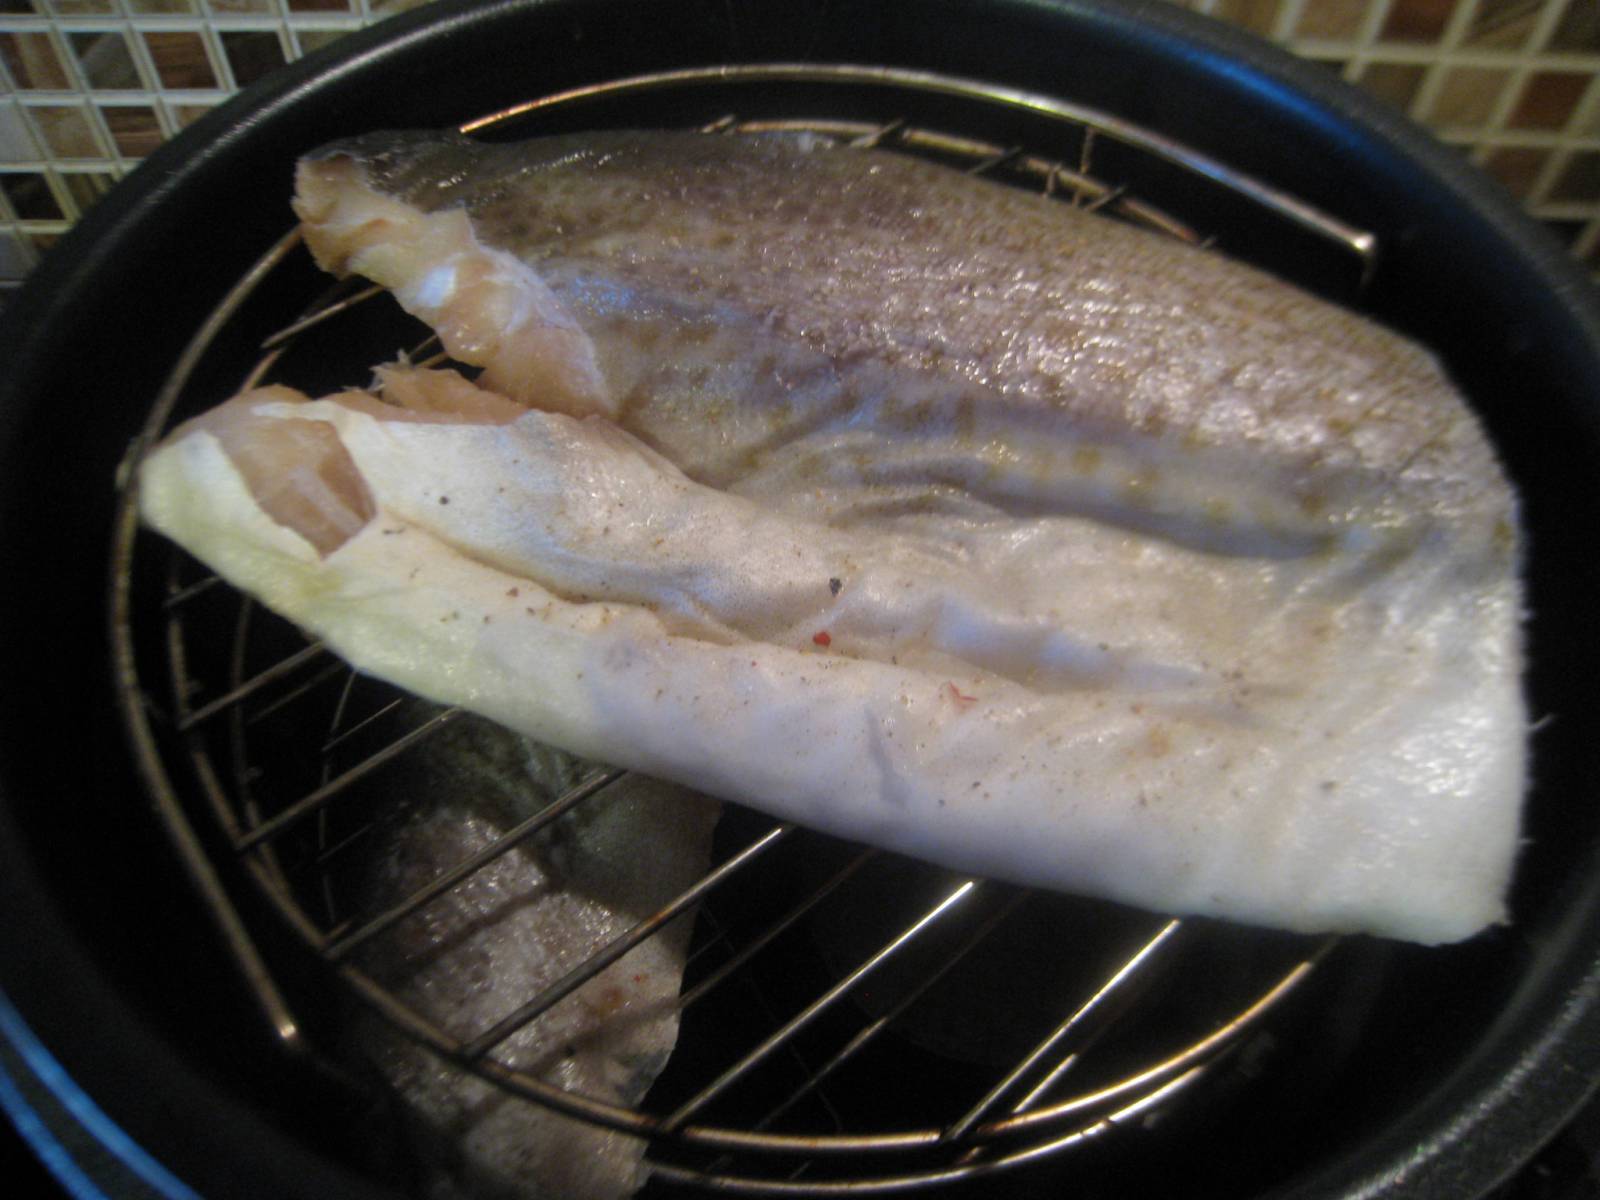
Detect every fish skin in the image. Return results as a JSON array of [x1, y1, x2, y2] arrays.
[[138, 129, 1527, 944], [295, 130, 1512, 554], [347, 711, 720, 1200]]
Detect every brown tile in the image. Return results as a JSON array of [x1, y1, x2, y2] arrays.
[[0, 33, 72, 90], [1508, 71, 1591, 130], [1548, 151, 1600, 203], [99, 104, 163, 157], [69, 32, 143, 91], [1550, 0, 1600, 52], [1425, 66, 1511, 129], [0, 0, 43, 13], [286, 0, 351, 9], [220, 30, 286, 87], [57, 168, 113, 215], [49, 0, 117, 13], [27, 230, 60, 256], [1380, 0, 1458, 43], [1540, 218, 1588, 251], [28, 103, 101, 157], [143, 31, 218, 90], [1464, 0, 1541, 50], [1482, 145, 1549, 199], [1211, 0, 1283, 36], [126, 0, 197, 11], [0, 101, 37, 162], [205, 0, 274, 12], [1306, 57, 1352, 76], [1295, 0, 1368, 39], [168, 102, 213, 128], [1359, 61, 1428, 110], [294, 28, 352, 55], [0, 170, 63, 219], [0, 231, 31, 281]]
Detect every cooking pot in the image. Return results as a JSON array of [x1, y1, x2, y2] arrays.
[[3, 2, 1600, 1197]]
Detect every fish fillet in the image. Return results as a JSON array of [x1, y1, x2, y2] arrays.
[[347, 712, 719, 1200], [139, 129, 1526, 944]]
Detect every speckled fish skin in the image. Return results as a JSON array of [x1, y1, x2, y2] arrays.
[[348, 713, 720, 1200], [139, 128, 1526, 944], [295, 129, 1512, 559]]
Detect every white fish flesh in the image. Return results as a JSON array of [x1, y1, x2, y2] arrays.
[[139, 129, 1526, 944]]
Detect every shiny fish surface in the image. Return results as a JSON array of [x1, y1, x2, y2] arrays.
[[348, 713, 720, 1200], [139, 129, 1526, 943]]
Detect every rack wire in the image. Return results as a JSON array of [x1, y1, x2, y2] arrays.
[[109, 64, 1373, 1195]]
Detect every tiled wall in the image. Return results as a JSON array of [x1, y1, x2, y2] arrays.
[[2, 0, 1598, 299], [1176, 0, 1600, 259], [0, 0, 417, 293]]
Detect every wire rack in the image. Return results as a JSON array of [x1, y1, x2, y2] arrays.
[[110, 64, 1372, 1196]]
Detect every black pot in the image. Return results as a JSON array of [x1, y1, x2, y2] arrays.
[[3, 2, 1599, 1198]]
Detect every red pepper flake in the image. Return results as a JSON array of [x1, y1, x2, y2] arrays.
[[944, 682, 978, 706], [507, 587, 519, 597], [812, 630, 832, 647]]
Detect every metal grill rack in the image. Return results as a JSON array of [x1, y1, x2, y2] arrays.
[[110, 64, 1374, 1195]]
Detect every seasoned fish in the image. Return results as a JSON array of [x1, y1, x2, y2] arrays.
[[140, 129, 1525, 943]]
